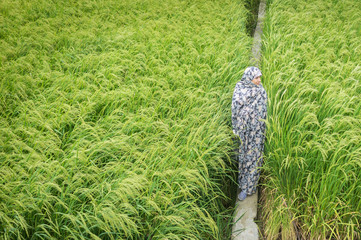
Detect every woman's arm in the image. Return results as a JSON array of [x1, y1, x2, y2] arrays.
[[231, 83, 248, 137]]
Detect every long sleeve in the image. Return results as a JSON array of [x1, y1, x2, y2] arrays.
[[231, 83, 248, 138]]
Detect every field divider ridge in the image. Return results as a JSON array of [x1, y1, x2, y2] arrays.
[[231, 0, 266, 239]]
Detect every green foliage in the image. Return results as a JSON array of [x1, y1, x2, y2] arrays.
[[244, 0, 261, 36], [0, 0, 252, 239], [260, 0, 361, 239]]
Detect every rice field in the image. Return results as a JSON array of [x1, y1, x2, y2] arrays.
[[0, 0, 254, 239], [260, 0, 361, 239]]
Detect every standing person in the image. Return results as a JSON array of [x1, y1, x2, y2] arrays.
[[231, 66, 267, 201]]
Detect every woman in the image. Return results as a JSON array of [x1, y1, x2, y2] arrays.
[[231, 66, 267, 201]]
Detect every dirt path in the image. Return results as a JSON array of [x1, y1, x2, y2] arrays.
[[231, 0, 267, 239]]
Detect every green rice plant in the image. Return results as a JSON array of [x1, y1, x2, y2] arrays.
[[0, 0, 254, 239], [260, 0, 361, 239]]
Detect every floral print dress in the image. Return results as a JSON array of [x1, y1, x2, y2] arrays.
[[231, 67, 267, 195]]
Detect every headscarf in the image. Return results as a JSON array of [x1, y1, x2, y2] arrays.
[[240, 66, 262, 87], [231, 66, 267, 137]]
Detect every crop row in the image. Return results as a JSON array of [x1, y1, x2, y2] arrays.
[[260, 0, 361, 239], [0, 0, 253, 239]]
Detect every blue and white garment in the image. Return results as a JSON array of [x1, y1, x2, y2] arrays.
[[231, 66, 267, 195]]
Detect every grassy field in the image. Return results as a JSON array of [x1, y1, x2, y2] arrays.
[[260, 0, 361, 239], [0, 0, 253, 239]]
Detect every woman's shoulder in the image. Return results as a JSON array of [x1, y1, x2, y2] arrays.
[[258, 85, 268, 99], [259, 84, 267, 92]]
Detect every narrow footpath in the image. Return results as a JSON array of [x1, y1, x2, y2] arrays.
[[231, 0, 267, 239]]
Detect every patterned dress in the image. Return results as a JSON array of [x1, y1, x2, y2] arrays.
[[231, 67, 267, 195]]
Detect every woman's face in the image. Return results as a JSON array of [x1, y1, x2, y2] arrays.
[[252, 76, 261, 85]]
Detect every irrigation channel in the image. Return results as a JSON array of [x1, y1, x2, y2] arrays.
[[231, 0, 266, 239]]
